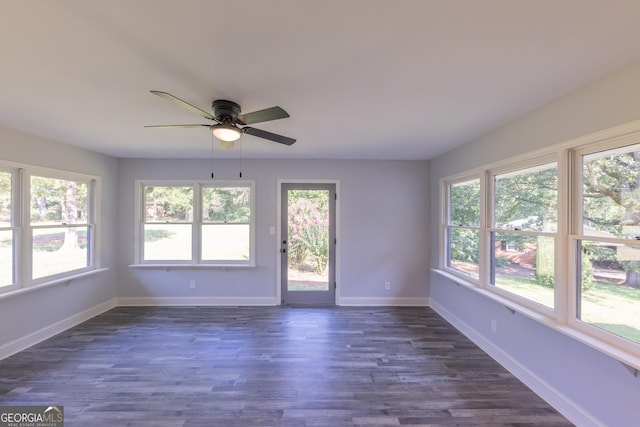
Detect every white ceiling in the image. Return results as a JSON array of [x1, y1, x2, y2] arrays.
[[3, 1, 640, 160]]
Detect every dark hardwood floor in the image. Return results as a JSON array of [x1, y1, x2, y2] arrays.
[[0, 307, 572, 426]]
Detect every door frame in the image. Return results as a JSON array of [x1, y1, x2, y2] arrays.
[[276, 179, 340, 306]]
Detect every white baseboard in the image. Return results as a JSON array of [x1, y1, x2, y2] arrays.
[[430, 299, 605, 427], [0, 298, 117, 361], [339, 296, 429, 306], [117, 296, 279, 306]]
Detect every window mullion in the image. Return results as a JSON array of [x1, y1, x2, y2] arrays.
[[193, 183, 201, 264], [480, 170, 490, 288], [88, 178, 97, 269], [21, 170, 31, 285], [138, 180, 254, 266], [555, 149, 570, 324]]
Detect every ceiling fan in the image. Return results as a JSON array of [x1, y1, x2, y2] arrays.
[[146, 91, 296, 149]]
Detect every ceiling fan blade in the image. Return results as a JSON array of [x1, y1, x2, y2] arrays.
[[243, 127, 296, 145], [144, 124, 211, 129], [150, 91, 215, 121], [237, 106, 289, 125]]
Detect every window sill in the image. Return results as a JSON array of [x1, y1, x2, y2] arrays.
[[432, 268, 640, 373], [0, 268, 110, 301], [129, 263, 256, 270]]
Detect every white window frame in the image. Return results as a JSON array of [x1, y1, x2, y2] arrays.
[[486, 155, 559, 315], [568, 135, 640, 353], [25, 168, 98, 286], [134, 179, 256, 267], [441, 174, 483, 285], [435, 122, 640, 371], [138, 180, 195, 264], [0, 166, 20, 292], [0, 162, 100, 294]]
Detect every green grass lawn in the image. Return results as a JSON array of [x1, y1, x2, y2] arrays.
[[581, 282, 640, 343], [495, 275, 555, 308], [497, 275, 640, 344]]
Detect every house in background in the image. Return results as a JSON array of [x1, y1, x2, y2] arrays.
[[2, 2, 640, 426]]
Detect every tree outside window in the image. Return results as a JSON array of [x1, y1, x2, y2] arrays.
[[578, 146, 640, 344], [491, 163, 557, 308], [0, 171, 13, 287], [30, 175, 91, 279], [139, 181, 254, 265], [447, 179, 480, 279]]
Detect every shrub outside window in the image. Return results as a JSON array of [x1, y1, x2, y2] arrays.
[[439, 129, 640, 369], [575, 144, 640, 345], [490, 162, 558, 309]]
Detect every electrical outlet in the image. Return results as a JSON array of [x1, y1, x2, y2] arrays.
[[384, 281, 391, 291], [491, 319, 497, 333], [190, 280, 196, 289]]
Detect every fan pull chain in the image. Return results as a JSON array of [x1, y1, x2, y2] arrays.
[[239, 138, 243, 178], [210, 133, 215, 179]]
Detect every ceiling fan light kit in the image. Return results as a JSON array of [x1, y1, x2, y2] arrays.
[[211, 123, 242, 143], [146, 91, 296, 147]]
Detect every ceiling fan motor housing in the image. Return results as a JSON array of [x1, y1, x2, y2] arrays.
[[212, 99, 241, 123], [147, 90, 295, 145]]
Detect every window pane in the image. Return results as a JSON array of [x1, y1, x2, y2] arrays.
[[201, 224, 250, 260], [449, 180, 480, 226], [31, 176, 88, 225], [144, 186, 193, 222], [202, 187, 250, 223], [32, 226, 89, 279], [583, 147, 640, 238], [0, 171, 11, 227], [448, 227, 479, 278], [144, 224, 192, 261], [491, 232, 554, 308], [0, 230, 13, 286], [287, 189, 330, 290], [578, 239, 640, 344], [494, 163, 557, 231]]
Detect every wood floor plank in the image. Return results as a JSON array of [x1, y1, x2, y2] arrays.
[[0, 307, 573, 426]]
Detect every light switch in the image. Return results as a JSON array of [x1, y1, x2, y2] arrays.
[[269, 226, 276, 235]]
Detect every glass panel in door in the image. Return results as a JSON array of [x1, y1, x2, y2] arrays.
[[281, 183, 335, 305]]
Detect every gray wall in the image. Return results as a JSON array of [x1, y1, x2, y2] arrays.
[[429, 60, 640, 426], [116, 158, 430, 305], [0, 126, 118, 347]]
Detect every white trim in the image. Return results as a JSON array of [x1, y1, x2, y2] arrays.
[[430, 298, 606, 427], [116, 296, 278, 306], [0, 166, 102, 288], [134, 179, 256, 266], [128, 264, 256, 269], [23, 169, 100, 287], [455, 116, 640, 177], [438, 118, 640, 368], [433, 268, 640, 370], [0, 268, 109, 299], [338, 297, 429, 307], [0, 298, 117, 361]]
